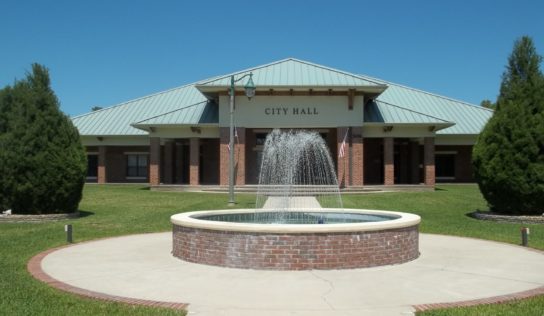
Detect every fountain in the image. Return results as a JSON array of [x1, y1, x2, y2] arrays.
[[171, 129, 420, 270]]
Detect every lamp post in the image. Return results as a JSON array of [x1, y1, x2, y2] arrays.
[[228, 72, 256, 206]]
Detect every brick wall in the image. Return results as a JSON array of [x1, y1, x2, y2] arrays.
[[383, 137, 394, 185], [149, 138, 161, 185], [173, 224, 419, 270], [98, 146, 106, 184], [189, 138, 200, 185], [436, 145, 475, 182], [351, 127, 364, 186], [219, 127, 246, 186], [424, 137, 435, 186]]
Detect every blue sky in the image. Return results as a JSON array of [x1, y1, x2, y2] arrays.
[[1, 0, 543, 116]]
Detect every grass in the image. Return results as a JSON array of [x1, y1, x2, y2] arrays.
[[417, 295, 544, 316], [0, 184, 542, 315]]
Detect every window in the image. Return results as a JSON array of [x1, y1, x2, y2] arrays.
[[436, 153, 455, 179], [255, 133, 268, 146], [126, 154, 148, 178], [86, 154, 98, 178]]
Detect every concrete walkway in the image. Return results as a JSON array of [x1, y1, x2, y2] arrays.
[[40, 233, 544, 316]]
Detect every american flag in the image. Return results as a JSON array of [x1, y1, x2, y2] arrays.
[[338, 128, 349, 158]]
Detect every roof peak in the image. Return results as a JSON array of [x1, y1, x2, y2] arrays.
[[197, 57, 385, 86]]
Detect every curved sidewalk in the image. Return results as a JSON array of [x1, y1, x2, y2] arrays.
[[32, 233, 544, 316]]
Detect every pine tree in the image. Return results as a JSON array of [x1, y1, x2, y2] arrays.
[[472, 36, 544, 215], [480, 99, 495, 109], [0, 64, 86, 214]]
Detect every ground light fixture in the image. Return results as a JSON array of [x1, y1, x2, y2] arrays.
[[229, 72, 255, 205]]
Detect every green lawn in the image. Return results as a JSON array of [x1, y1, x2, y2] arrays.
[[0, 184, 542, 315]]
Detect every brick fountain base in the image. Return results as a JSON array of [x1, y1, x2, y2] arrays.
[[171, 209, 420, 270]]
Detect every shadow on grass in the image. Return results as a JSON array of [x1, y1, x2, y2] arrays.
[[77, 210, 95, 218], [139, 187, 151, 191]]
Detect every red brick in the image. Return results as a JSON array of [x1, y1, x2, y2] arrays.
[[172, 224, 419, 270]]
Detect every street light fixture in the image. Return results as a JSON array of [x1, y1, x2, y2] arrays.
[[229, 72, 255, 206]]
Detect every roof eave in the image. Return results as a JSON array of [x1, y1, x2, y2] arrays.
[[195, 84, 387, 95], [131, 123, 220, 130], [363, 122, 455, 131]]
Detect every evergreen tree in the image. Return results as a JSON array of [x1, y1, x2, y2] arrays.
[[480, 99, 495, 109], [472, 36, 544, 215], [0, 64, 86, 214]]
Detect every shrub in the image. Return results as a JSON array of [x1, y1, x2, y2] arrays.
[[0, 64, 86, 214], [472, 36, 544, 215]]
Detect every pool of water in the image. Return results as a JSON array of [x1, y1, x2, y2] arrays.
[[193, 211, 399, 225]]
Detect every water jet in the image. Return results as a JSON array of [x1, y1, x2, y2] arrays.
[[172, 129, 420, 270]]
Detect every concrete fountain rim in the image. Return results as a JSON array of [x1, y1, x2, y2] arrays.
[[171, 208, 421, 234]]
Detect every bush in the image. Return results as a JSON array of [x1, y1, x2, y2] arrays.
[[472, 36, 544, 215], [0, 64, 86, 214]]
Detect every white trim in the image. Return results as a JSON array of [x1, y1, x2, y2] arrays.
[[126, 176, 147, 180], [86, 176, 97, 180], [124, 152, 149, 155], [436, 151, 457, 155]]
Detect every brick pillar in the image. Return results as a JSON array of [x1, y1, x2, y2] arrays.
[[383, 137, 394, 185], [410, 141, 420, 184], [424, 137, 435, 186], [234, 127, 246, 185], [189, 138, 200, 186], [219, 127, 229, 186], [163, 140, 174, 184], [98, 146, 106, 184], [149, 137, 161, 186], [351, 127, 364, 186], [337, 127, 350, 188], [219, 127, 246, 186]]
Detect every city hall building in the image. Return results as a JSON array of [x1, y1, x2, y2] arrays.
[[73, 58, 492, 189]]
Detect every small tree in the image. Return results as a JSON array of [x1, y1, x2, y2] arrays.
[[0, 64, 86, 214], [480, 99, 495, 109], [472, 36, 544, 215]]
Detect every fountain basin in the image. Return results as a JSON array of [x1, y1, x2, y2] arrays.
[[171, 209, 420, 270]]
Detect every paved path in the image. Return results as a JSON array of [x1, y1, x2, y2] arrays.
[[40, 233, 544, 316], [262, 196, 322, 209]]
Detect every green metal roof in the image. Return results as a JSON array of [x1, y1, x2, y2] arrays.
[[366, 76, 493, 134], [72, 58, 492, 136], [132, 101, 218, 128], [72, 84, 207, 135], [365, 100, 454, 129], [197, 58, 385, 88]]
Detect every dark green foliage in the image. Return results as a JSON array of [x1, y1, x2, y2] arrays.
[[480, 99, 495, 109], [473, 36, 544, 215], [0, 64, 86, 214]]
